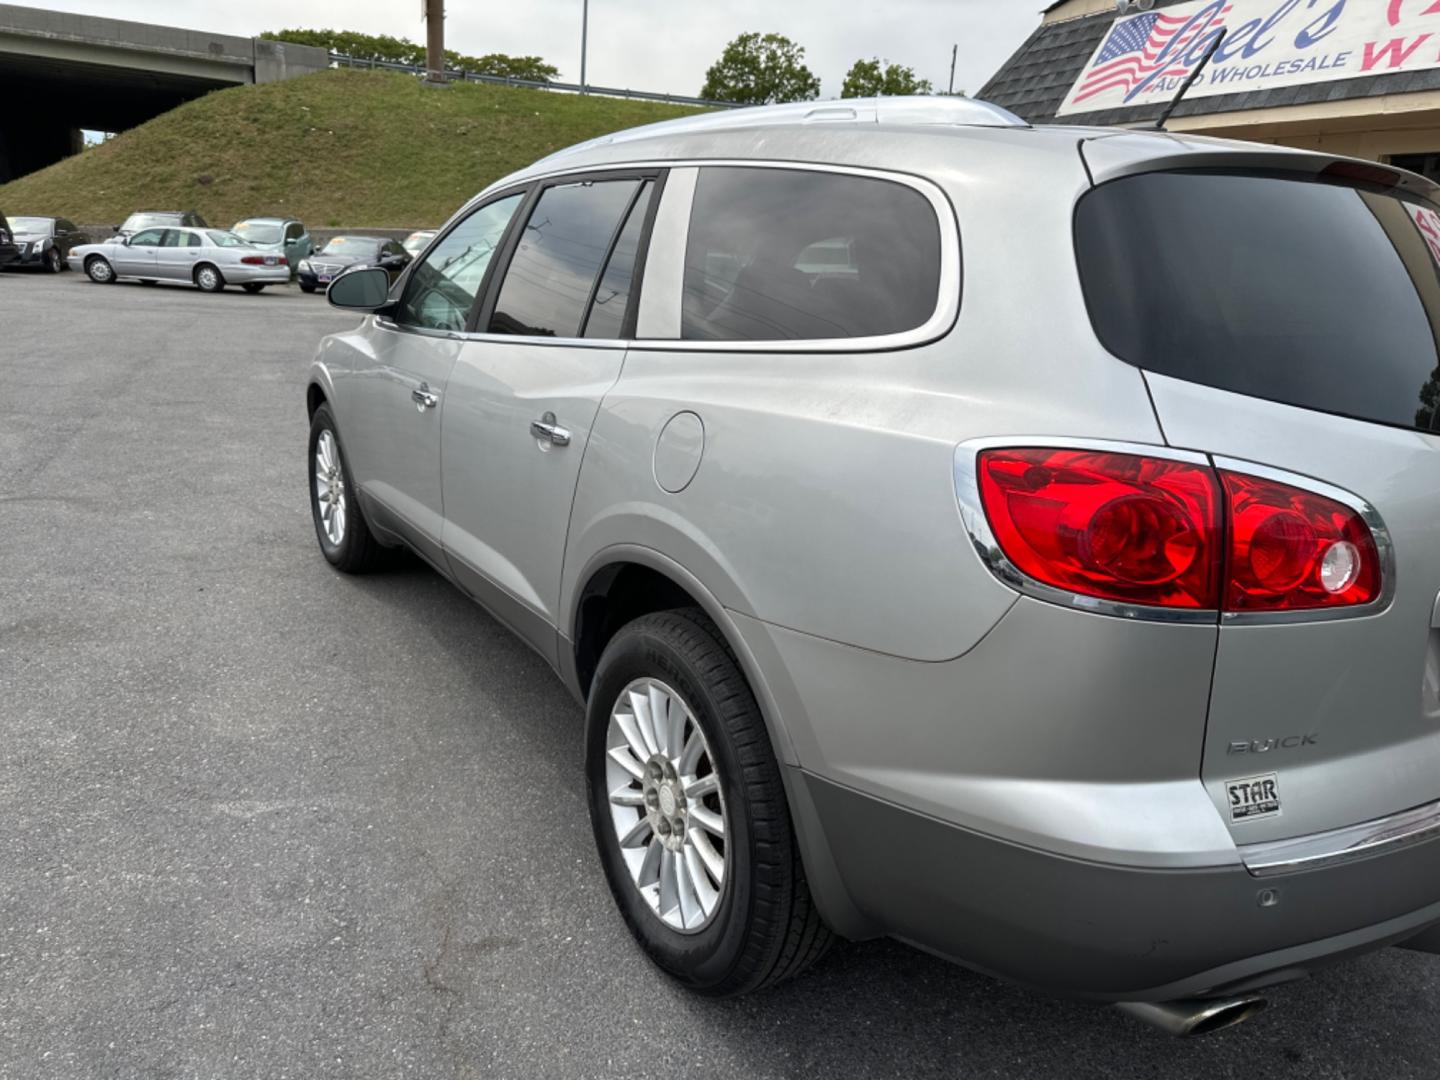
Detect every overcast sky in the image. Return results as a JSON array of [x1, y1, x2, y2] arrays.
[[34, 0, 1038, 98]]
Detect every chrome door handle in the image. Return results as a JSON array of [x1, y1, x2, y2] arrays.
[[530, 412, 571, 447], [411, 383, 439, 412]]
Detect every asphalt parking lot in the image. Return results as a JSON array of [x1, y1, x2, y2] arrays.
[[4, 269, 1440, 1079]]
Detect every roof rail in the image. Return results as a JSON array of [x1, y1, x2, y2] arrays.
[[538, 96, 1028, 165]]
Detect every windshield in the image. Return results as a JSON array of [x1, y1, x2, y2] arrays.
[[123, 213, 177, 232], [232, 222, 283, 244], [206, 231, 250, 248], [403, 231, 436, 255], [1075, 169, 1440, 434], [10, 217, 51, 234], [319, 237, 381, 257]]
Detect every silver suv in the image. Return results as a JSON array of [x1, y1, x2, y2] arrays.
[[307, 98, 1440, 1036]]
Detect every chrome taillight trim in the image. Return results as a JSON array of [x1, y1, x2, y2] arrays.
[[952, 437, 1220, 626], [1240, 799, 1440, 878], [953, 439, 1395, 626], [1210, 455, 1396, 626]]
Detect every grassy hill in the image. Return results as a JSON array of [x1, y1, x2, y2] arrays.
[[0, 69, 707, 229]]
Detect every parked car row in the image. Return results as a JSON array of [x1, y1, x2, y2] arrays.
[[5, 207, 429, 296]]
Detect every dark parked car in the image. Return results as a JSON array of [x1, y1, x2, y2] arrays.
[[117, 211, 208, 239], [7, 216, 86, 273], [0, 212, 18, 267], [297, 236, 410, 294]]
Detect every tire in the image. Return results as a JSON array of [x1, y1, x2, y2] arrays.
[[194, 264, 224, 293], [242, 283, 266, 294], [300, 283, 317, 294], [44, 247, 63, 274], [586, 608, 832, 996], [308, 403, 386, 573], [85, 256, 115, 284]]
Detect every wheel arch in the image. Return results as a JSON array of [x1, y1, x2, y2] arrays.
[[567, 545, 875, 940]]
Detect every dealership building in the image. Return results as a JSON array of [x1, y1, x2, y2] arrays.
[[980, 0, 1440, 182]]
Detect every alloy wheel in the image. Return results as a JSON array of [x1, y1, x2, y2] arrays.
[[605, 677, 729, 933], [314, 429, 347, 546]]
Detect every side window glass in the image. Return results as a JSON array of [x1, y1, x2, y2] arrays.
[[286, 224, 303, 242], [161, 230, 182, 248], [489, 179, 639, 338], [681, 167, 941, 341], [397, 193, 524, 332], [583, 181, 654, 339], [131, 229, 165, 247], [187, 232, 203, 248]]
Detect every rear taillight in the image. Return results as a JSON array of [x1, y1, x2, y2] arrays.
[[972, 447, 1386, 617], [1221, 471, 1381, 613], [977, 449, 1221, 610], [240, 256, 265, 265]]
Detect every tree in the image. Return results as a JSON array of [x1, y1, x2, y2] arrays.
[[841, 58, 933, 98], [261, 29, 559, 83], [700, 33, 820, 105]]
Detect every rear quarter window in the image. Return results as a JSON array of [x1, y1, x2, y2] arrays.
[[681, 167, 942, 342], [1075, 170, 1440, 433]]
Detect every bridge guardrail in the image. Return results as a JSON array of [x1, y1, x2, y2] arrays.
[[328, 53, 738, 109]]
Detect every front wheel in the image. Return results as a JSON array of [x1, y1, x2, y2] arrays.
[[194, 264, 224, 292], [586, 609, 832, 996], [300, 283, 317, 294], [241, 283, 266, 294], [308, 403, 385, 573], [85, 256, 115, 284], [45, 247, 63, 273]]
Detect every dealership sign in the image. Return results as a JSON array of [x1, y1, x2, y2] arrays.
[[1058, 0, 1440, 116]]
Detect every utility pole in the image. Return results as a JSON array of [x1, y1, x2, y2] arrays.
[[947, 44, 957, 96], [424, 0, 447, 86], [580, 0, 589, 93]]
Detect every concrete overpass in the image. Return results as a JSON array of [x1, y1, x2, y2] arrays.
[[0, 3, 329, 182]]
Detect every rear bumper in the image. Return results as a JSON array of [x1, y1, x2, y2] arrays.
[[804, 771, 1440, 1001], [223, 265, 291, 285]]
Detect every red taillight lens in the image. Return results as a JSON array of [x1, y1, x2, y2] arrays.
[[976, 449, 1223, 609], [1221, 472, 1381, 612], [973, 449, 1385, 616], [240, 256, 264, 265]]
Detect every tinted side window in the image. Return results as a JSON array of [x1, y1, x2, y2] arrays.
[[681, 168, 942, 341], [397, 193, 523, 332], [131, 229, 165, 246], [161, 230, 182, 248], [1075, 171, 1440, 433], [489, 179, 639, 337], [286, 224, 303, 241], [583, 181, 654, 339], [186, 232, 203, 248]]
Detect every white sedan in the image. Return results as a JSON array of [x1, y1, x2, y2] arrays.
[[68, 226, 292, 293]]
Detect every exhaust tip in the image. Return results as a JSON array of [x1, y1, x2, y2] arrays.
[[1117, 995, 1268, 1038]]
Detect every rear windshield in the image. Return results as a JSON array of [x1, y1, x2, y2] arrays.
[[123, 213, 177, 231], [1075, 170, 1440, 434], [206, 231, 249, 248], [233, 222, 283, 244]]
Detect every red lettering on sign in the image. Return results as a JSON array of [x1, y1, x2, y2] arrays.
[[1389, 0, 1440, 27], [1363, 33, 1433, 69]]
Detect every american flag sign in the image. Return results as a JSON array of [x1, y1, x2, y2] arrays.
[[1071, 7, 1231, 107]]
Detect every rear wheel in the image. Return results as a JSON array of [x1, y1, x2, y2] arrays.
[[308, 403, 385, 573], [85, 256, 115, 284], [586, 609, 832, 996], [241, 283, 266, 294], [194, 264, 224, 293]]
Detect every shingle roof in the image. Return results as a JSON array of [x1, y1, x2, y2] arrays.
[[980, 0, 1440, 126]]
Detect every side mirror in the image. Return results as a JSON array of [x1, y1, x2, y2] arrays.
[[328, 266, 392, 311], [120, 235, 132, 246]]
